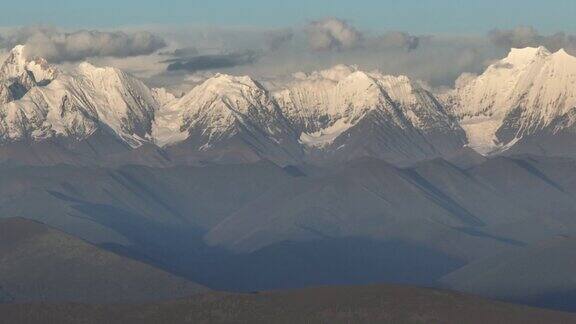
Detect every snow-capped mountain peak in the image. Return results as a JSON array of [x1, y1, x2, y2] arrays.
[[0, 45, 59, 106], [70, 61, 160, 146], [0, 54, 160, 150], [179, 73, 266, 107], [153, 73, 302, 164], [275, 65, 465, 162], [449, 46, 576, 154], [0, 45, 28, 80], [0, 45, 58, 84], [154, 73, 276, 148], [276, 67, 385, 132], [504, 46, 550, 65], [299, 64, 359, 82]]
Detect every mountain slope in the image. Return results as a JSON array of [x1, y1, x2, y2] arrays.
[[0, 161, 293, 243], [204, 158, 522, 259], [0, 217, 207, 303], [205, 155, 576, 261], [2, 157, 576, 299], [0, 72, 34, 105]]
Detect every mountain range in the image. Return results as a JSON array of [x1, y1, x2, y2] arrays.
[[4, 43, 576, 314], [4, 44, 576, 166]]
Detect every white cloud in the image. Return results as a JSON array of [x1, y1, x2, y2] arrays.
[[488, 26, 576, 52], [0, 27, 166, 62], [306, 18, 362, 51]]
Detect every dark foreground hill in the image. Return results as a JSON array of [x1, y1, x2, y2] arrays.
[[1, 284, 575, 324], [0, 218, 207, 303]]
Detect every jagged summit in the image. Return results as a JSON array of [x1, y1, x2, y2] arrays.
[[294, 64, 359, 82], [155, 73, 280, 146], [0, 45, 59, 106], [175, 73, 268, 113], [153, 73, 303, 164], [276, 65, 465, 163], [0, 45, 28, 81], [0, 49, 161, 157], [505, 46, 550, 63], [151, 66, 466, 164], [0, 45, 58, 84], [76, 61, 118, 75], [448, 46, 576, 154], [200, 73, 263, 89]]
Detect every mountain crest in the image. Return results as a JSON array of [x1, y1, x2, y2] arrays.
[[449, 45, 576, 154], [505, 46, 551, 63], [0, 45, 28, 81], [153, 73, 303, 164], [0, 45, 58, 84]]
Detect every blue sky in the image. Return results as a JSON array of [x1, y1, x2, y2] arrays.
[[2, 0, 575, 33]]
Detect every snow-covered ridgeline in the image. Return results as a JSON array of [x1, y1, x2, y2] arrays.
[[446, 46, 576, 154], [3, 44, 576, 163]]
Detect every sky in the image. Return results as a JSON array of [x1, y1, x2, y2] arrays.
[[2, 0, 576, 33], [1, 1, 575, 92]]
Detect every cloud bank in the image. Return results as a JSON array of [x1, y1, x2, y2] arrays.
[[265, 29, 294, 51], [375, 31, 427, 51], [152, 19, 491, 89], [164, 50, 260, 73], [306, 18, 362, 51], [488, 26, 576, 52], [0, 27, 166, 62]]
